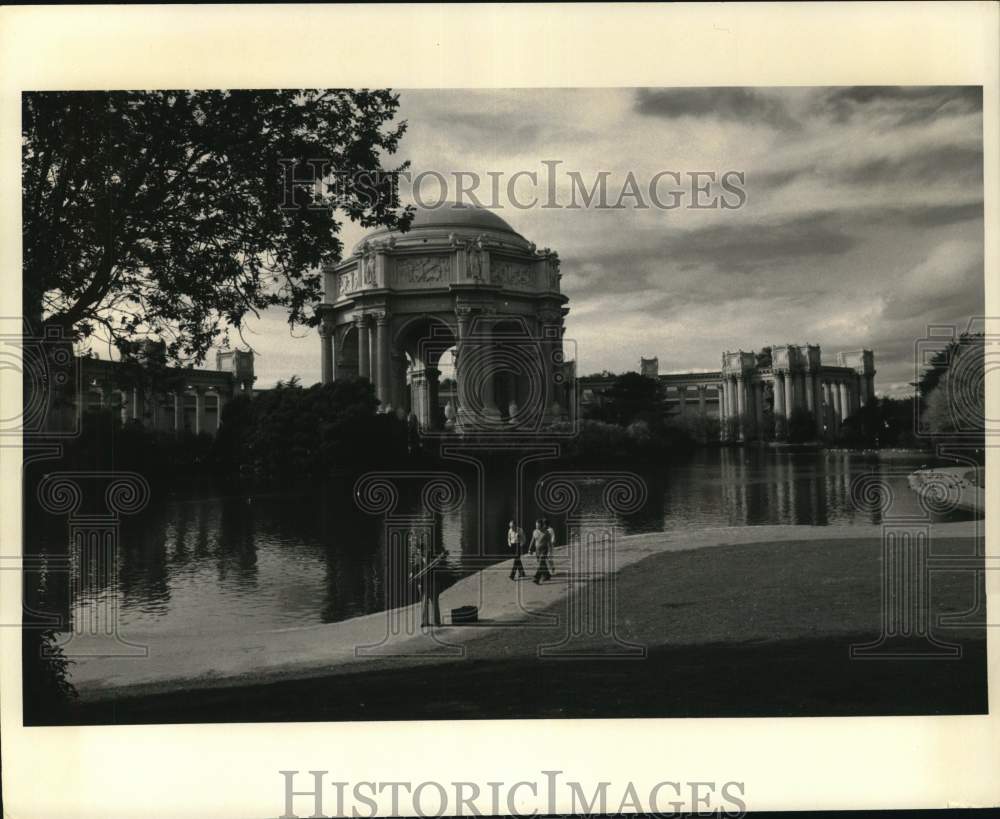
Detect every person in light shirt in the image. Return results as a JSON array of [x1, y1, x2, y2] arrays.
[[507, 520, 526, 580]]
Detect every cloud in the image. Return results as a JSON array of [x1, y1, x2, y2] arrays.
[[881, 239, 983, 321], [633, 87, 799, 130], [818, 86, 982, 124], [833, 144, 983, 186], [892, 201, 983, 228], [234, 87, 985, 395]]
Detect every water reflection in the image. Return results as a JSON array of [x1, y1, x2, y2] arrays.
[[29, 449, 974, 636]]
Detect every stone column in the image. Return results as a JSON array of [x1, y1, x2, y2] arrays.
[[805, 372, 815, 416], [698, 385, 707, 417], [718, 380, 727, 440], [784, 371, 794, 419], [320, 321, 334, 385], [410, 369, 429, 429], [736, 375, 746, 440], [754, 381, 764, 430], [98, 381, 113, 409], [375, 313, 390, 409], [390, 352, 408, 414], [130, 386, 144, 423], [821, 382, 831, 434], [832, 380, 843, 425], [678, 386, 687, 418], [537, 313, 563, 422], [480, 318, 500, 423], [356, 317, 370, 381], [215, 389, 229, 432], [812, 376, 823, 437], [455, 308, 471, 414], [193, 387, 206, 435], [426, 367, 440, 430], [173, 390, 184, 434], [724, 378, 734, 440], [774, 372, 787, 438], [838, 381, 850, 422]]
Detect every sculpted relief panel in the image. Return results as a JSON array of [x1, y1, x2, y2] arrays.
[[491, 259, 533, 288], [395, 255, 450, 287], [337, 269, 359, 297]]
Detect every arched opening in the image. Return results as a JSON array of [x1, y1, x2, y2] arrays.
[[394, 315, 457, 430], [336, 323, 360, 381], [488, 316, 546, 427]]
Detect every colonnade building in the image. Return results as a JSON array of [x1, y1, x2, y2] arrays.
[[710, 344, 876, 441], [64, 347, 255, 436], [581, 344, 876, 442]]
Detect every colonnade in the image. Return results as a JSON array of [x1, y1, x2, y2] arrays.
[[85, 380, 230, 436], [321, 312, 402, 410], [320, 308, 566, 430], [717, 369, 871, 442], [671, 384, 709, 417]]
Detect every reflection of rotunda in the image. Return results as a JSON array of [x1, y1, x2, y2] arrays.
[[317, 204, 570, 431]]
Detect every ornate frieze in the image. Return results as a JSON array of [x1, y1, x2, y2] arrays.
[[337, 269, 359, 297], [491, 258, 532, 287], [395, 255, 449, 285]]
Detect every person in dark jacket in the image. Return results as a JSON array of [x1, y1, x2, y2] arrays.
[[507, 520, 526, 580], [530, 519, 552, 583]]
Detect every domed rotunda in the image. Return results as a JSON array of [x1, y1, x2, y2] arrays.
[[317, 204, 570, 432]]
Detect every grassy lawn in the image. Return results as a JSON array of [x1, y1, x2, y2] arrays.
[[57, 535, 987, 726]]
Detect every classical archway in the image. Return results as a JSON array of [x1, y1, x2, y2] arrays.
[[316, 204, 570, 432]]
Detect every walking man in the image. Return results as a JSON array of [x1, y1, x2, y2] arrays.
[[508, 519, 526, 580], [543, 518, 557, 578], [531, 519, 552, 584]]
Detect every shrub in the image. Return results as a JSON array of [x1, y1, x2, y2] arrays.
[[22, 628, 77, 723]]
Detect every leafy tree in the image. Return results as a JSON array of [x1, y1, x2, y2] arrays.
[[835, 396, 923, 449], [23, 628, 77, 723], [915, 332, 983, 399], [787, 407, 817, 443], [597, 372, 665, 426], [23, 90, 412, 363], [218, 377, 408, 480], [921, 338, 985, 443]]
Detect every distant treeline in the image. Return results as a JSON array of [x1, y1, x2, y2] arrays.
[[47, 378, 413, 486]]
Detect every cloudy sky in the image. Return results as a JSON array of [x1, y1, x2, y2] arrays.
[[244, 87, 984, 395]]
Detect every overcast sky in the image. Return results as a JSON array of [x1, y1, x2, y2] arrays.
[[243, 87, 984, 396]]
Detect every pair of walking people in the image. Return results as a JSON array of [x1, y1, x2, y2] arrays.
[[507, 519, 556, 583]]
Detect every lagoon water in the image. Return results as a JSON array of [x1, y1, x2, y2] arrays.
[[29, 449, 974, 638]]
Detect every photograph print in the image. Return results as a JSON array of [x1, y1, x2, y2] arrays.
[[20, 85, 987, 727]]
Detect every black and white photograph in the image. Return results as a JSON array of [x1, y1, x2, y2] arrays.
[[2, 4, 998, 818], [19, 81, 989, 724]]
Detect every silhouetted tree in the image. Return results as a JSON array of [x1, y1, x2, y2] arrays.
[[218, 377, 408, 480], [787, 408, 817, 443], [23, 628, 76, 723], [23, 90, 412, 363], [922, 337, 985, 451], [915, 333, 983, 399], [598, 372, 666, 426]]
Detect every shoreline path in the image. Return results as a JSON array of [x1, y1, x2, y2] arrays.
[[67, 517, 984, 703]]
